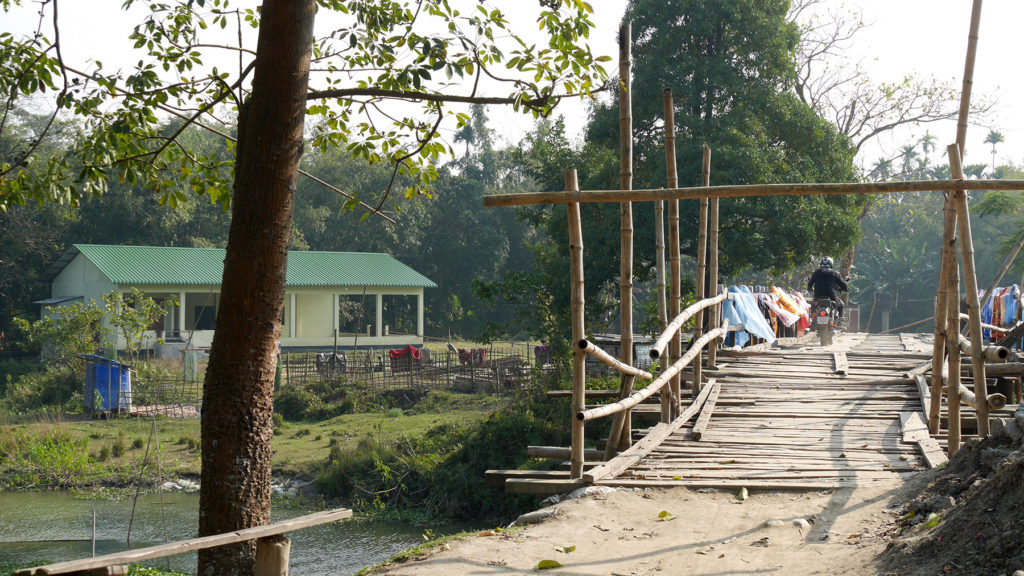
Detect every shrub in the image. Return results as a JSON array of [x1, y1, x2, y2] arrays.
[[132, 438, 145, 449], [0, 427, 95, 487], [273, 385, 323, 421]]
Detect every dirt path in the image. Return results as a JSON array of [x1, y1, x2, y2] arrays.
[[370, 482, 909, 575]]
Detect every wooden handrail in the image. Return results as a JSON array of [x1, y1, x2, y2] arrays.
[[14, 508, 352, 576], [649, 292, 730, 360], [577, 339, 653, 380], [482, 179, 1024, 208], [577, 320, 728, 422]]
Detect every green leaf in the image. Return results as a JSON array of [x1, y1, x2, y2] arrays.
[[553, 545, 575, 553], [923, 513, 940, 528], [535, 560, 563, 570], [657, 510, 676, 521]]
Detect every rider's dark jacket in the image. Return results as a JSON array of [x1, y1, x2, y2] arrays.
[[807, 268, 848, 301]]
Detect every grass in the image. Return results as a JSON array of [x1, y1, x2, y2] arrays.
[[1, 390, 505, 486]]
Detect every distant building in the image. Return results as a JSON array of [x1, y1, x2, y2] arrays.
[[39, 244, 436, 353]]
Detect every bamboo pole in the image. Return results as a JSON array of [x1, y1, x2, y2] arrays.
[[955, 0, 984, 159], [666, 91, 682, 420], [957, 384, 1007, 411], [609, 21, 637, 454], [578, 340, 653, 380], [658, 88, 674, 422], [693, 145, 711, 394], [580, 320, 728, 422], [649, 292, 729, 360], [955, 334, 1010, 362], [481, 179, 1024, 208], [566, 169, 586, 479], [931, 192, 958, 433], [708, 190, 721, 367], [946, 234, 962, 457], [958, 313, 1009, 334], [948, 144, 989, 437]]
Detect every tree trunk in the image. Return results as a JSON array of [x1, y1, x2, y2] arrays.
[[198, 2, 315, 574]]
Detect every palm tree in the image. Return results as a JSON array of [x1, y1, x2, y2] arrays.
[[984, 129, 1004, 172]]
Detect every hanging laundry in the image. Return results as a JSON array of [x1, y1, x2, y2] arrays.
[[722, 285, 776, 347]]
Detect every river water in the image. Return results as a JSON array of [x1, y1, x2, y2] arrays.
[[0, 491, 428, 575]]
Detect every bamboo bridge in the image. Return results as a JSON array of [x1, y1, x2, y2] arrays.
[[488, 331, 1021, 495], [482, 14, 1024, 496]]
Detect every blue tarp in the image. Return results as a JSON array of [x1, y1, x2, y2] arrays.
[[81, 355, 132, 412], [721, 285, 776, 348]]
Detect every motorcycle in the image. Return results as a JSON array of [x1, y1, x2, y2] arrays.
[[810, 297, 842, 346]]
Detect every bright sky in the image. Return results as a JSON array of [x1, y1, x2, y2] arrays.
[[499, 0, 1024, 173], [3, 0, 1022, 173]]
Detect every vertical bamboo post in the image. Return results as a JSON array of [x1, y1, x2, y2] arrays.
[[693, 145, 711, 394], [948, 145, 989, 436], [946, 248, 962, 456], [566, 169, 587, 478], [955, 0, 983, 159], [665, 89, 682, 419], [931, 194, 957, 433], [254, 535, 291, 576], [656, 94, 670, 423], [707, 191, 721, 367], [617, 21, 637, 447]]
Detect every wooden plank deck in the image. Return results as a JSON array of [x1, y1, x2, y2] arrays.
[[595, 333, 938, 491]]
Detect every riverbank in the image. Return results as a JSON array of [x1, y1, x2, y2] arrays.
[[0, 389, 503, 491]]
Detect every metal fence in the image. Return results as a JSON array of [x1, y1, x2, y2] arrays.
[[279, 345, 548, 394]]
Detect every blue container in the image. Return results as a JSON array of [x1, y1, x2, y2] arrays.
[[82, 355, 132, 413]]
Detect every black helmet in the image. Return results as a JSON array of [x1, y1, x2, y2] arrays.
[[820, 257, 834, 269]]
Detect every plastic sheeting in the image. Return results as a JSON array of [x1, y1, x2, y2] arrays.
[[721, 285, 776, 347]]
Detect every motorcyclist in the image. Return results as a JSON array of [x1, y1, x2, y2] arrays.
[[807, 257, 849, 319]]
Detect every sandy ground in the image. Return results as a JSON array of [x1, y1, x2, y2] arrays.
[[369, 483, 911, 576]]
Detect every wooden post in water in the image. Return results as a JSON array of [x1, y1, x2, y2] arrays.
[[948, 144, 989, 436], [658, 89, 673, 422], [566, 170, 587, 478], [946, 245, 962, 456], [693, 145, 711, 394], [665, 89, 682, 420], [617, 21, 636, 448]]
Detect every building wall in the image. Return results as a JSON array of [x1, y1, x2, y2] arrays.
[[47, 254, 428, 352]]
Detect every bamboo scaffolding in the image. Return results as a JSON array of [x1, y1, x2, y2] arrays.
[[482, 179, 1024, 208], [566, 169, 586, 478], [580, 320, 728, 422], [578, 339, 654, 380], [693, 145, 711, 394], [948, 144, 989, 437]]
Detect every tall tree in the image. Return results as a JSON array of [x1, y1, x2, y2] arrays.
[[1, 1, 608, 573]]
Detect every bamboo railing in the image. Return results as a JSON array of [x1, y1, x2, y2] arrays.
[[577, 318, 729, 424], [13, 508, 352, 576]]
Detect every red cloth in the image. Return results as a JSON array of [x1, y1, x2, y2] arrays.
[[388, 345, 421, 360]]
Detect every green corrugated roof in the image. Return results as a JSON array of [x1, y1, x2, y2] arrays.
[[70, 244, 436, 288]]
